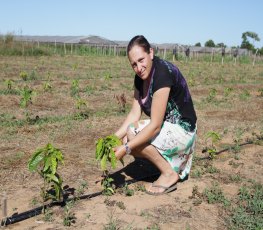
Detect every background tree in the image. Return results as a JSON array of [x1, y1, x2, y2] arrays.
[[195, 42, 201, 47], [241, 31, 260, 52], [205, 39, 215, 47], [216, 42, 226, 48]]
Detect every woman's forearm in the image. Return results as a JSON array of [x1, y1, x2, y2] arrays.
[[115, 111, 141, 139], [126, 121, 161, 150]]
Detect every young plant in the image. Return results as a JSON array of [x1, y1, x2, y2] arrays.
[[4, 79, 14, 90], [43, 72, 52, 91], [70, 79, 79, 97], [28, 143, 64, 204], [206, 88, 217, 103], [239, 89, 250, 100], [231, 128, 244, 153], [224, 87, 233, 98], [203, 131, 221, 159], [20, 71, 28, 81], [121, 183, 134, 196], [63, 200, 76, 226], [203, 182, 230, 206], [95, 134, 121, 171], [74, 97, 89, 120], [101, 176, 115, 196], [3, 79, 18, 95], [19, 86, 35, 108], [75, 97, 87, 110], [95, 134, 122, 195], [72, 63, 78, 71]]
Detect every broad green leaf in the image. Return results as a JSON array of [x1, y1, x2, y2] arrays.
[[96, 138, 104, 160], [95, 134, 122, 171], [107, 187, 114, 194], [107, 177, 114, 183], [50, 155, 58, 175], [46, 173, 59, 183], [55, 150, 64, 163], [110, 149, 117, 169], [43, 157, 51, 173], [100, 153, 108, 171], [28, 150, 45, 171]]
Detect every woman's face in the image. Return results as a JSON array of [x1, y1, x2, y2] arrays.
[[128, 45, 154, 80]]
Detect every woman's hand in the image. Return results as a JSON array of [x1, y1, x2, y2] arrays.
[[113, 145, 126, 160]]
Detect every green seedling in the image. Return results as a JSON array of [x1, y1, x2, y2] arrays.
[[203, 182, 230, 206], [95, 134, 122, 171], [20, 71, 28, 81], [231, 128, 244, 153], [239, 89, 250, 100], [70, 79, 79, 97], [43, 82, 52, 91], [43, 208, 54, 222], [101, 176, 115, 195], [20, 86, 35, 108], [224, 87, 233, 97], [63, 200, 76, 226], [75, 97, 87, 110], [104, 72, 112, 81], [206, 88, 217, 103], [72, 63, 78, 71], [203, 131, 221, 159], [95, 134, 122, 195], [4, 79, 14, 90], [29, 68, 37, 80], [28, 143, 64, 204], [121, 183, 134, 196]]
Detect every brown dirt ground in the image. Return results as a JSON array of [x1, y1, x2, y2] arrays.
[[0, 55, 263, 230]]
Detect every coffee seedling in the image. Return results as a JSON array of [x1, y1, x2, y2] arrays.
[[95, 134, 122, 171], [203, 131, 221, 159], [20, 71, 28, 81], [19, 86, 35, 108], [70, 79, 79, 97], [4, 79, 14, 90], [95, 134, 122, 195], [28, 143, 64, 204]]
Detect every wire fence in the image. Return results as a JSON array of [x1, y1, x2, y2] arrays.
[[0, 39, 262, 65]]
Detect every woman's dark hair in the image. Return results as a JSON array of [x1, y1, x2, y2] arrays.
[[127, 35, 151, 54]]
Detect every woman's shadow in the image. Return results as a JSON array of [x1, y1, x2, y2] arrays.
[[109, 157, 160, 188]]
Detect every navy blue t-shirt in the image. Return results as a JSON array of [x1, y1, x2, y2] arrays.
[[134, 56, 197, 132]]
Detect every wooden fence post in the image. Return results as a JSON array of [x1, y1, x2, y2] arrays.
[[2, 192, 7, 218], [253, 49, 258, 66], [163, 48, 166, 59], [64, 43, 66, 55]]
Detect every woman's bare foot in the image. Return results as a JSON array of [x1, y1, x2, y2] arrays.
[[146, 171, 179, 194]]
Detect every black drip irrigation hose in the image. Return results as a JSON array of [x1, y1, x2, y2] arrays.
[[1, 137, 262, 226], [196, 137, 262, 161], [0, 172, 159, 227]]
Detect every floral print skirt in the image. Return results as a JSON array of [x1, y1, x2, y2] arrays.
[[128, 119, 197, 180]]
